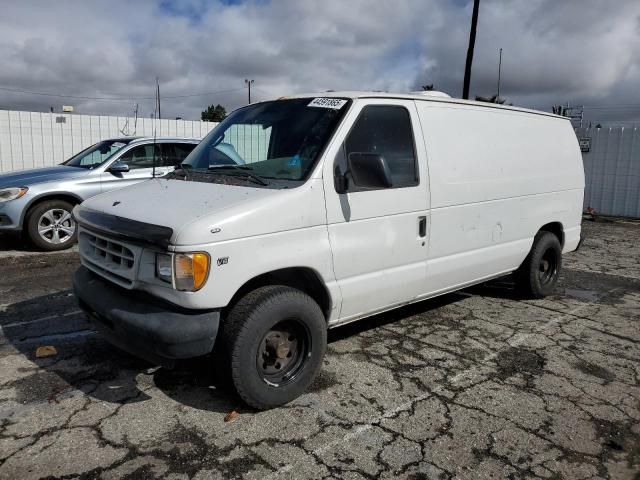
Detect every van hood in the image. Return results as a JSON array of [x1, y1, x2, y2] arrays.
[[78, 178, 325, 246], [0, 166, 87, 188]]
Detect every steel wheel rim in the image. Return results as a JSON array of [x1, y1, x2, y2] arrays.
[[256, 319, 311, 387], [538, 248, 558, 285], [37, 208, 75, 244]]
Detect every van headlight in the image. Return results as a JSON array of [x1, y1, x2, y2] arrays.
[[155, 252, 210, 291], [155, 253, 173, 283], [0, 187, 28, 203]]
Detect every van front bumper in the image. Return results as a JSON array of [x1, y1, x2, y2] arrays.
[[73, 266, 220, 367]]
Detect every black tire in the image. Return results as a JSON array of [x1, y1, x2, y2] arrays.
[[514, 231, 562, 299], [26, 200, 77, 251], [219, 285, 327, 410]]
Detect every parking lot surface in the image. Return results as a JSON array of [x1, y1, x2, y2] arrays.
[[0, 220, 638, 479]]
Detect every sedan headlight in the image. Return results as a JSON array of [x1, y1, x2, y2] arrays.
[[0, 187, 28, 203], [155, 252, 210, 291]]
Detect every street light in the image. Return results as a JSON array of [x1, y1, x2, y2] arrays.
[[245, 79, 254, 104]]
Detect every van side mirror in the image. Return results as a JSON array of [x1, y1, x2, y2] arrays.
[[334, 165, 348, 194], [108, 161, 130, 173], [347, 153, 393, 189]]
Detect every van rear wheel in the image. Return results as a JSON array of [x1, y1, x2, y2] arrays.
[[220, 285, 326, 410], [514, 231, 562, 299]]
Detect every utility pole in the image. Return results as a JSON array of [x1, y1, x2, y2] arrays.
[[462, 0, 480, 100], [156, 77, 161, 120], [497, 48, 503, 98], [245, 79, 254, 104]]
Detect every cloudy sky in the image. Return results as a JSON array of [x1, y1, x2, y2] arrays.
[[1, 0, 639, 125]]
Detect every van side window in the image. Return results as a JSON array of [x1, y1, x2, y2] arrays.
[[341, 105, 418, 190]]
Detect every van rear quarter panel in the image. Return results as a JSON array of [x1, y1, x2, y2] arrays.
[[416, 102, 584, 294]]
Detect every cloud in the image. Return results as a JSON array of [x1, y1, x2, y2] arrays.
[[0, 0, 639, 125]]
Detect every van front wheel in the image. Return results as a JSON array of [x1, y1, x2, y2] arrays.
[[514, 231, 562, 299], [220, 285, 327, 410]]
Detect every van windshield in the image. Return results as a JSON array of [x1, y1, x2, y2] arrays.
[[63, 139, 132, 168], [182, 98, 350, 184]]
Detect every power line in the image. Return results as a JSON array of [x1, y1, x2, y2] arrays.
[[0, 86, 140, 102], [0, 85, 245, 102], [157, 88, 246, 99], [251, 87, 276, 99], [582, 105, 640, 110]]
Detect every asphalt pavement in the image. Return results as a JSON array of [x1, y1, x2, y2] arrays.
[[0, 220, 638, 479]]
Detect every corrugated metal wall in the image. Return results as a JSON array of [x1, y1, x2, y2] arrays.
[[0, 110, 217, 173], [224, 124, 272, 164], [576, 127, 640, 217]]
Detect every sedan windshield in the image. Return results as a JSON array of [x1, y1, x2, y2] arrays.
[[63, 139, 132, 168], [182, 98, 350, 183]]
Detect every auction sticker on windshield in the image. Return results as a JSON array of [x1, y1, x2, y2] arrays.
[[308, 98, 348, 109]]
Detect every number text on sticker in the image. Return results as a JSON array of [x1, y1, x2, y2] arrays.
[[308, 98, 348, 109]]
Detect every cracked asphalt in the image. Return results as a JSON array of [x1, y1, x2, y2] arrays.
[[0, 220, 639, 479]]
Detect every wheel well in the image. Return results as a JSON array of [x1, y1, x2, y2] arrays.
[[224, 267, 332, 321], [23, 194, 82, 224], [539, 222, 564, 247]]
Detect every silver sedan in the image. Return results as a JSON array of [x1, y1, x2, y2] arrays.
[[0, 137, 199, 251]]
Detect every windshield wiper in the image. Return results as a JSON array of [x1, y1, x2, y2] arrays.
[[207, 165, 269, 186]]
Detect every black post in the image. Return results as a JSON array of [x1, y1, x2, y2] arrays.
[[497, 48, 502, 98], [156, 78, 161, 120], [462, 0, 480, 100]]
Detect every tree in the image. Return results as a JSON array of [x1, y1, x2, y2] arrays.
[[201, 104, 227, 122]]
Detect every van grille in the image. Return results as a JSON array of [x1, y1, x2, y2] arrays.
[[87, 234, 135, 268], [79, 230, 141, 288]]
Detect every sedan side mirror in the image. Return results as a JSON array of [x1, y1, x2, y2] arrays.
[[108, 161, 130, 173], [347, 153, 393, 189]]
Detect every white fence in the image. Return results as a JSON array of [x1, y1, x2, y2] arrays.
[[3, 111, 638, 218], [0, 110, 217, 173], [576, 127, 640, 218]]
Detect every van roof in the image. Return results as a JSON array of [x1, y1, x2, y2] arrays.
[[284, 91, 565, 120]]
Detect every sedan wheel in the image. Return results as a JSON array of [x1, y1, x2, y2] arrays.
[[37, 208, 76, 245], [26, 200, 78, 251]]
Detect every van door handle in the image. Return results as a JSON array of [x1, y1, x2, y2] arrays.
[[418, 216, 427, 237]]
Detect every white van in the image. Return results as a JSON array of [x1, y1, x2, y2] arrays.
[[73, 91, 584, 409]]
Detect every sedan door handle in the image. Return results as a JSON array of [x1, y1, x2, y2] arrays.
[[418, 216, 427, 238]]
